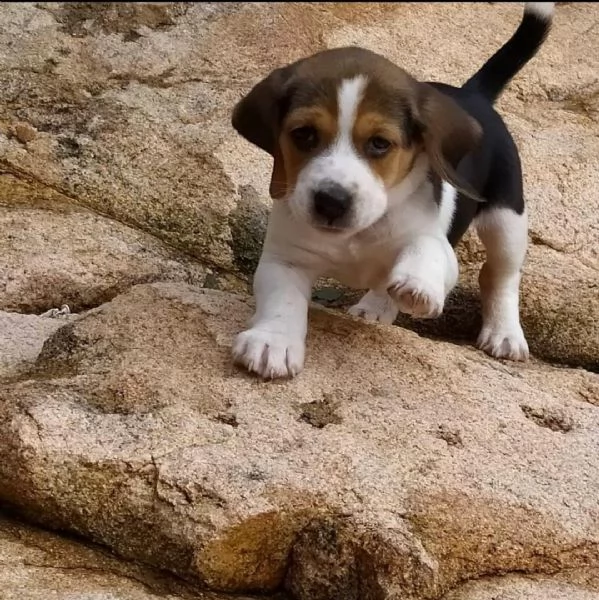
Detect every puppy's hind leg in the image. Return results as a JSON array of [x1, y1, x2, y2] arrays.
[[475, 206, 529, 361]]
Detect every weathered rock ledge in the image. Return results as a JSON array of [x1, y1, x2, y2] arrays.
[[1, 283, 598, 599]]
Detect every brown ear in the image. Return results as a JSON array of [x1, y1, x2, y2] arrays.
[[232, 67, 292, 199], [416, 83, 484, 202]]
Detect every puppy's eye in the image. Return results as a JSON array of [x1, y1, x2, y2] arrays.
[[290, 126, 319, 152], [365, 136, 392, 158]]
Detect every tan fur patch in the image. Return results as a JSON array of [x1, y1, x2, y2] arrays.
[[353, 110, 418, 188]]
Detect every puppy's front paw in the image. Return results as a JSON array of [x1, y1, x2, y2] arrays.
[[232, 328, 305, 380], [348, 291, 398, 325], [477, 324, 529, 362], [387, 273, 445, 319]]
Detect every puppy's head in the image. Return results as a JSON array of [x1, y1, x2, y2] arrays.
[[232, 47, 482, 234]]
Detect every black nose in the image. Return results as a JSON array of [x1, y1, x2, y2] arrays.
[[313, 183, 352, 223]]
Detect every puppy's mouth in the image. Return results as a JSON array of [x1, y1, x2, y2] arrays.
[[313, 221, 350, 234]]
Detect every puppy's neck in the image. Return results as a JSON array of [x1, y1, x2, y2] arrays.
[[388, 153, 431, 208], [357, 153, 434, 240]]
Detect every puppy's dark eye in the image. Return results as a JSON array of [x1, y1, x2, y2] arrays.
[[290, 126, 319, 152], [365, 136, 392, 158]]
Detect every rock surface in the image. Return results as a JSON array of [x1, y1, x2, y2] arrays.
[[0, 310, 71, 380], [444, 574, 599, 600], [0, 184, 209, 314], [1, 283, 598, 599], [1, 2, 598, 600], [4, 510, 595, 600], [0, 514, 269, 600], [3, 514, 596, 600], [0, 2, 597, 368]]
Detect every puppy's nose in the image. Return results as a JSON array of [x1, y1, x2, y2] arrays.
[[313, 183, 352, 223]]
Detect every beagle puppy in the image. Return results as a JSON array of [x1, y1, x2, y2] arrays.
[[231, 2, 554, 379]]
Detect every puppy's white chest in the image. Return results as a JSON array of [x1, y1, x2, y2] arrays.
[[266, 183, 441, 290], [324, 237, 399, 290]]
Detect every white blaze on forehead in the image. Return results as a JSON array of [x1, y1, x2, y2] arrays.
[[336, 75, 368, 144]]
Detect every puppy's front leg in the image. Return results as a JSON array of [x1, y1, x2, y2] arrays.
[[387, 235, 458, 319], [233, 256, 315, 379]]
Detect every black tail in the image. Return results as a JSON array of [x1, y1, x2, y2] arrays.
[[463, 2, 554, 103]]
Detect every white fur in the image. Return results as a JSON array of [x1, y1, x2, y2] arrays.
[[232, 257, 315, 379], [346, 174, 458, 324], [338, 76, 367, 136], [525, 2, 555, 19], [288, 76, 389, 233], [232, 150, 531, 378], [233, 142, 460, 378], [387, 234, 458, 319], [475, 207, 529, 361], [232, 14, 539, 380], [438, 182, 457, 236], [348, 289, 399, 324]]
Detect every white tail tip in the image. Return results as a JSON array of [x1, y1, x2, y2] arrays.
[[525, 2, 555, 20]]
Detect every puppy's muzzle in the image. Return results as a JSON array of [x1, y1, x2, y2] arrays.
[[312, 181, 352, 228]]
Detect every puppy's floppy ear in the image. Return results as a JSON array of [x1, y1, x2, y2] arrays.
[[232, 67, 292, 199], [415, 83, 484, 202]]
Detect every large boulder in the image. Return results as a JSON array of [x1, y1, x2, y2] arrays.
[[0, 515, 267, 600], [1, 283, 597, 599], [0, 179, 210, 314], [1, 3, 597, 599]]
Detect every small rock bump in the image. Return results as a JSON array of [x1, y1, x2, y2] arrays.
[[215, 413, 239, 428], [299, 395, 343, 429], [11, 122, 38, 144], [435, 425, 463, 447], [521, 405, 574, 433]]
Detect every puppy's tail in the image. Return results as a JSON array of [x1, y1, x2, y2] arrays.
[[463, 2, 554, 103]]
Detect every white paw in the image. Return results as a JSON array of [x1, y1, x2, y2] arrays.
[[387, 273, 445, 319], [232, 328, 305, 379], [477, 324, 529, 362], [348, 291, 398, 325]]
